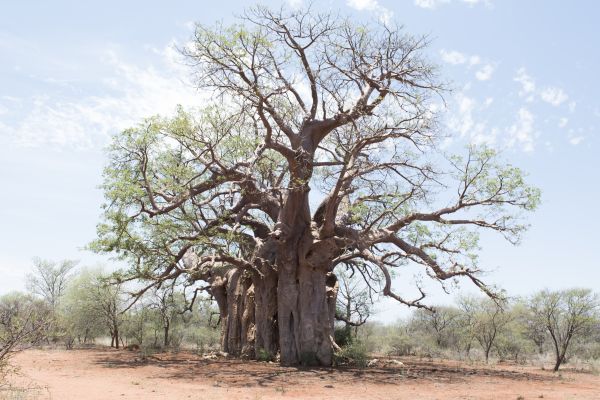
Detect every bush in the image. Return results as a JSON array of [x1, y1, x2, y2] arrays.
[[190, 326, 220, 355], [256, 348, 273, 362], [0, 293, 50, 363], [333, 341, 369, 368], [334, 327, 353, 347], [169, 329, 184, 352], [387, 334, 417, 357]]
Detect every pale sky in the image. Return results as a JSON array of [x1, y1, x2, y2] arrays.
[[1, 0, 598, 322]]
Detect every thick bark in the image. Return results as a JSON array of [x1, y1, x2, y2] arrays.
[[212, 268, 253, 356], [277, 228, 340, 365], [207, 244, 338, 365], [253, 269, 279, 357], [163, 322, 169, 347]]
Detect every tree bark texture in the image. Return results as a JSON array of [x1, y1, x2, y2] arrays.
[[203, 243, 339, 365]]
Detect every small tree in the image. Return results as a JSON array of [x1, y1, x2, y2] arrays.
[[58, 273, 107, 348], [121, 301, 150, 346], [68, 268, 126, 349], [515, 299, 547, 354], [334, 266, 378, 344], [493, 306, 532, 364], [26, 258, 77, 311], [459, 296, 512, 363], [0, 293, 50, 366], [527, 288, 599, 371], [412, 306, 460, 349], [148, 282, 183, 348]]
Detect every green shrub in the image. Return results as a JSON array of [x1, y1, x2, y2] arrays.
[[256, 348, 273, 362], [387, 334, 416, 356], [334, 327, 353, 347], [334, 341, 368, 368]]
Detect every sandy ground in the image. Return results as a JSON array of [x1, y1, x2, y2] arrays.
[[2, 348, 599, 400]]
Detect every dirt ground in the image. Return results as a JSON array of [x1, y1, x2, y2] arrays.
[[2, 348, 599, 400]]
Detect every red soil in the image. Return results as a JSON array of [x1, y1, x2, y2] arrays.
[[4, 348, 599, 399]]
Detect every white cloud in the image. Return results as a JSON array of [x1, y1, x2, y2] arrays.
[[475, 64, 495, 81], [440, 49, 483, 67], [569, 136, 584, 145], [414, 0, 450, 9], [507, 107, 536, 152], [447, 92, 496, 146], [287, 0, 304, 8], [514, 69, 573, 111], [462, 0, 490, 5], [440, 49, 467, 65], [448, 93, 475, 136], [469, 55, 481, 66], [3, 45, 207, 150], [514, 68, 535, 100], [440, 50, 495, 81], [558, 117, 568, 128], [540, 87, 568, 106], [415, 0, 491, 9], [347, 0, 393, 23], [347, 0, 376, 9]]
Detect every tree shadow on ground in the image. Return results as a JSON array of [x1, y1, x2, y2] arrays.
[[89, 349, 558, 389]]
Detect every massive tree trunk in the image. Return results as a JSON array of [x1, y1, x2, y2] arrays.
[[253, 268, 279, 357], [203, 241, 339, 365], [210, 268, 251, 356], [277, 235, 339, 365]]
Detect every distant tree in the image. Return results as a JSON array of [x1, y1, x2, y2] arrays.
[[0, 293, 50, 364], [148, 282, 182, 347], [412, 306, 460, 348], [493, 306, 532, 363], [26, 258, 77, 311], [58, 272, 108, 348], [334, 266, 379, 342], [459, 296, 512, 363], [121, 300, 150, 347], [515, 299, 547, 354], [68, 268, 126, 349], [527, 288, 599, 371]]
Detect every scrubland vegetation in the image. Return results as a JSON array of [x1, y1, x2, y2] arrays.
[[2, 257, 598, 386], [1, 4, 599, 399]]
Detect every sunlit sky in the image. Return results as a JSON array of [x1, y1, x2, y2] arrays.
[[1, 0, 598, 322]]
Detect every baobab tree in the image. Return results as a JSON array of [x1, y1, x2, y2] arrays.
[[92, 5, 540, 365]]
